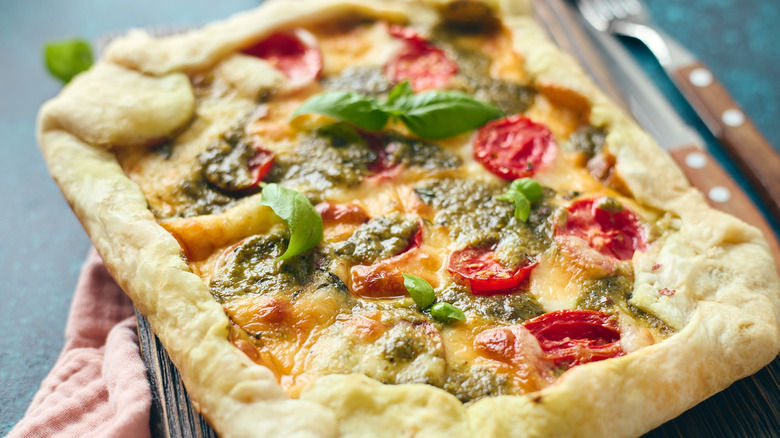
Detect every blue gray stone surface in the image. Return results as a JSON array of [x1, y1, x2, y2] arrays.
[[0, 0, 777, 435]]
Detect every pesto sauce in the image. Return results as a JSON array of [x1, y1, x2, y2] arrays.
[[382, 133, 462, 171], [380, 322, 436, 363], [199, 129, 261, 193], [333, 214, 419, 265], [309, 314, 447, 388], [210, 234, 350, 304], [442, 366, 508, 403], [175, 177, 237, 218], [432, 27, 535, 115], [266, 127, 462, 198], [265, 129, 376, 195], [438, 280, 545, 324], [577, 276, 675, 336], [320, 65, 394, 97], [568, 125, 606, 159], [415, 178, 554, 260]]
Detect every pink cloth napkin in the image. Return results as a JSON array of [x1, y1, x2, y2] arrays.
[[9, 248, 151, 438]]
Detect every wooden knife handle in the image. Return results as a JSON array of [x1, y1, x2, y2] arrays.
[[672, 62, 780, 222], [670, 145, 780, 275]]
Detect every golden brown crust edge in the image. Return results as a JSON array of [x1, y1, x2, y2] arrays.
[[36, 1, 780, 437]]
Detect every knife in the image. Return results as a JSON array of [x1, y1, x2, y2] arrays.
[[532, 0, 780, 273], [573, 0, 780, 224]]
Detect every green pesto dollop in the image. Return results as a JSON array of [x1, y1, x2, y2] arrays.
[[414, 178, 553, 260], [577, 276, 674, 336], [437, 281, 545, 324], [199, 129, 262, 193], [210, 234, 348, 303], [321, 65, 395, 97], [333, 214, 419, 265]]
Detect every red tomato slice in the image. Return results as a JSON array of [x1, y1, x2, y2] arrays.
[[387, 24, 428, 46], [315, 203, 370, 225], [386, 25, 457, 92], [349, 220, 423, 299], [248, 148, 274, 188], [523, 309, 624, 367], [243, 29, 322, 83], [364, 135, 409, 181], [554, 198, 646, 261], [366, 136, 399, 177], [447, 246, 537, 295], [473, 115, 557, 180], [473, 325, 555, 392]]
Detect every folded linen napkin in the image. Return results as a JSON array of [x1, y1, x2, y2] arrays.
[[9, 248, 151, 438]]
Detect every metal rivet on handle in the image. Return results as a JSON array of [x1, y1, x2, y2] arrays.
[[722, 109, 745, 127], [685, 152, 707, 169], [689, 68, 713, 87], [709, 186, 731, 203]]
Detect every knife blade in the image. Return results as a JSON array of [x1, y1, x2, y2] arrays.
[[533, 0, 780, 272]]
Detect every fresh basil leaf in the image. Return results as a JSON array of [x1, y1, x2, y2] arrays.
[[510, 178, 543, 201], [44, 38, 93, 84], [430, 302, 466, 322], [497, 190, 531, 222], [386, 80, 414, 108], [259, 184, 323, 261], [292, 91, 389, 131], [402, 274, 436, 310], [400, 91, 503, 139]]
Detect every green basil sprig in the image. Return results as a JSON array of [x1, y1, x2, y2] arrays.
[[402, 274, 466, 323], [292, 81, 503, 140], [496, 178, 543, 222], [259, 183, 323, 261], [44, 39, 94, 84]]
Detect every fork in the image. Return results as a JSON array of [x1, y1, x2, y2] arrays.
[[576, 0, 780, 225]]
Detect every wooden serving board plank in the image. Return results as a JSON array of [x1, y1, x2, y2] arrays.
[[136, 311, 218, 438]]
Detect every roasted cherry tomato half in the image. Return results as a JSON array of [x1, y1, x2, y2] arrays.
[[349, 220, 424, 299], [387, 24, 429, 46], [247, 148, 274, 188], [448, 246, 537, 295], [365, 135, 402, 180], [554, 198, 646, 261], [473, 115, 557, 180], [523, 309, 624, 367], [315, 203, 370, 225], [386, 25, 457, 92], [243, 29, 322, 83]]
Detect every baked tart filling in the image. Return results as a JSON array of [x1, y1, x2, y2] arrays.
[[115, 13, 674, 401]]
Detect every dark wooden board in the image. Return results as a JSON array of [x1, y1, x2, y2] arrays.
[[136, 311, 218, 438]]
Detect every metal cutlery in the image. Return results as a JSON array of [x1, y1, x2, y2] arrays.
[[576, 0, 780, 224], [533, 0, 780, 272]]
